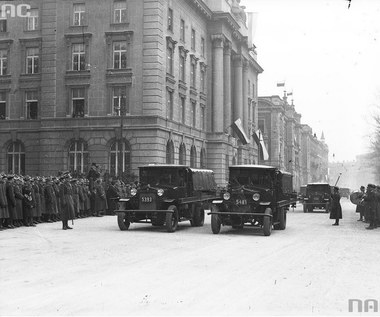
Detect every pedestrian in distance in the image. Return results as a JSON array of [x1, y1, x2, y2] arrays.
[[330, 186, 342, 226], [356, 186, 366, 221]]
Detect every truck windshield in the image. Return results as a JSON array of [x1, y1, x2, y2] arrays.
[[140, 168, 179, 187], [307, 185, 330, 193], [229, 169, 273, 188]]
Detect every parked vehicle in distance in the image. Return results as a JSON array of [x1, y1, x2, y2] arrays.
[[115, 165, 218, 232], [339, 187, 351, 199], [298, 185, 307, 202], [208, 165, 297, 236], [303, 183, 332, 213]]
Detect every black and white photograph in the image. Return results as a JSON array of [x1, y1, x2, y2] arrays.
[[1, 0, 380, 315]]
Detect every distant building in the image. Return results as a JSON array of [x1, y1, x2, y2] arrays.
[[0, 0, 263, 185], [258, 93, 328, 190], [329, 154, 376, 190]]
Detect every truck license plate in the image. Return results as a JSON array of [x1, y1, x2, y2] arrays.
[[236, 199, 247, 205], [141, 196, 153, 203]]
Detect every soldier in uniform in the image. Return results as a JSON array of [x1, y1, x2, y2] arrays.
[[14, 177, 25, 226], [71, 178, 80, 218], [356, 186, 366, 221], [106, 180, 120, 215], [5, 175, 17, 227], [44, 177, 58, 222], [94, 178, 107, 217], [362, 184, 377, 230], [59, 173, 75, 230], [87, 163, 100, 216], [330, 186, 342, 226], [22, 176, 35, 227], [0, 175, 9, 229]]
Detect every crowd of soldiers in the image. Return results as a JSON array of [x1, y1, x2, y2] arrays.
[[355, 184, 380, 230], [0, 163, 132, 230]]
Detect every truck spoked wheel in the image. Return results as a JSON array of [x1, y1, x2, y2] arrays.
[[166, 206, 178, 232], [117, 212, 130, 231]]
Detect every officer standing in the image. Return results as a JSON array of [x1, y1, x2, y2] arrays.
[[330, 186, 342, 226]]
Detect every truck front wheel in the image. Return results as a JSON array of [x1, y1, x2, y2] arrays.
[[263, 208, 272, 236], [117, 212, 130, 231], [166, 206, 178, 232]]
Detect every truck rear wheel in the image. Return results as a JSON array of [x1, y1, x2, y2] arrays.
[[263, 208, 272, 236], [192, 205, 205, 227], [166, 206, 178, 232], [117, 212, 130, 231], [274, 207, 286, 230]]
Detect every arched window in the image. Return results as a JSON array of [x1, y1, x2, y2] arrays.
[[166, 140, 174, 164], [7, 141, 25, 174], [179, 143, 186, 165], [110, 139, 131, 176], [68, 140, 89, 174], [200, 148, 206, 168], [190, 145, 197, 168]]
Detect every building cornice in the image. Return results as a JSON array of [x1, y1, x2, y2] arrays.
[[188, 0, 213, 20]]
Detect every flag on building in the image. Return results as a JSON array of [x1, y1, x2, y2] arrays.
[[253, 129, 269, 161], [231, 118, 250, 145], [277, 82, 285, 87]]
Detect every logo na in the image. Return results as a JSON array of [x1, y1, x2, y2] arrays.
[[0, 4, 31, 18], [349, 299, 379, 313]]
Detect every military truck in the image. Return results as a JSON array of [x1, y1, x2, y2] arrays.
[[208, 165, 297, 236], [302, 183, 332, 213], [115, 165, 218, 232]]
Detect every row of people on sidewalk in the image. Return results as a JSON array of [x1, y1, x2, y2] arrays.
[[355, 184, 380, 230], [0, 171, 131, 230]]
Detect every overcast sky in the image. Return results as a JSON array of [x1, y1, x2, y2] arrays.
[[241, 0, 380, 162]]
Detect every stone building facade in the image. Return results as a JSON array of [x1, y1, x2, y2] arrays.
[[0, 0, 263, 185], [258, 94, 328, 190]]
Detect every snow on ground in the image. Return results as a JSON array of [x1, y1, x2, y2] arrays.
[[1, 200, 380, 316]]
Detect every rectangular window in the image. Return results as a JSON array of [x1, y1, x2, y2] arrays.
[[252, 83, 255, 98], [201, 105, 205, 131], [113, 41, 127, 69], [191, 28, 195, 50], [26, 91, 38, 119], [167, 8, 173, 32], [0, 91, 6, 119], [200, 69, 206, 93], [113, 1, 127, 23], [201, 37, 205, 56], [72, 88, 85, 117], [73, 3, 86, 26], [113, 87, 128, 116], [192, 101, 196, 128], [248, 80, 251, 96], [167, 90, 173, 120], [180, 19, 185, 42], [27, 9, 39, 31], [166, 46, 173, 75], [26, 48, 39, 74], [181, 96, 185, 124], [0, 14, 6, 33], [0, 50, 7, 75], [72, 43, 85, 71], [179, 54, 185, 82], [190, 62, 196, 87]]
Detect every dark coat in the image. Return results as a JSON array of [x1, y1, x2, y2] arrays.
[[106, 184, 120, 212], [330, 192, 342, 219], [0, 181, 9, 219], [45, 183, 58, 214], [22, 185, 35, 218], [5, 181, 16, 220], [94, 182, 107, 212], [14, 184, 24, 220], [59, 182, 75, 221]]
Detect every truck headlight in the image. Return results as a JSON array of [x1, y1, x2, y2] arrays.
[[157, 189, 164, 197], [252, 193, 260, 201], [130, 188, 137, 196], [223, 192, 231, 200]]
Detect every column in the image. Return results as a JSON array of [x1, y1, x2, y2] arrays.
[[232, 54, 243, 122], [211, 35, 224, 133], [223, 41, 232, 132], [242, 59, 249, 133]]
